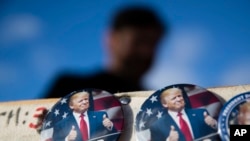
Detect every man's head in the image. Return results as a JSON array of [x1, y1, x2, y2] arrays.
[[161, 88, 185, 112], [106, 6, 167, 77], [69, 91, 90, 114], [237, 102, 250, 125]]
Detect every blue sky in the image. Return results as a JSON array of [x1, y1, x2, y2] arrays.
[[1, 0, 250, 101]]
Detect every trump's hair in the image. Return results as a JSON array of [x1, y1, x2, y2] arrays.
[[160, 87, 182, 104]]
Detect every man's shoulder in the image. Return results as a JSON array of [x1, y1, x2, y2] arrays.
[[52, 70, 119, 88], [55, 70, 109, 82], [44, 70, 112, 98]]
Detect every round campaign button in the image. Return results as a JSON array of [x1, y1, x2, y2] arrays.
[[135, 83, 224, 141], [218, 91, 250, 141], [41, 89, 124, 141]]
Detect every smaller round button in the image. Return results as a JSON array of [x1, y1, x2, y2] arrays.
[[218, 91, 250, 141]]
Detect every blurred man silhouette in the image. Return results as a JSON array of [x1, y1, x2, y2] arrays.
[[44, 5, 167, 98]]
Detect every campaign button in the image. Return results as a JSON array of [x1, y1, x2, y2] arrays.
[[40, 88, 124, 141], [218, 91, 250, 141], [135, 83, 224, 141]]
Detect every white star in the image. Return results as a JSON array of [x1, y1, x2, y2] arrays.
[[62, 112, 68, 119], [54, 109, 60, 116], [60, 98, 67, 105], [45, 121, 52, 127], [150, 95, 158, 103], [156, 111, 163, 119], [146, 108, 153, 116], [139, 121, 145, 129]]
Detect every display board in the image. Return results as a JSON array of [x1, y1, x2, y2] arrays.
[[0, 84, 250, 141]]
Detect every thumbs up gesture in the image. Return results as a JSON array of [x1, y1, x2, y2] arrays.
[[102, 114, 113, 130], [66, 125, 77, 141], [204, 111, 217, 128], [167, 125, 179, 141]]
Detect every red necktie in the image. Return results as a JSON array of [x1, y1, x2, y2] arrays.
[[177, 112, 192, 141], [80, 114, 89, 141]]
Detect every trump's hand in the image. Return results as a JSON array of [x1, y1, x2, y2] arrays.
[[102, 114, 113, 130], [66, 126, 77, 141], [167, 125, 179, 141], [204, 112, 217, 128]]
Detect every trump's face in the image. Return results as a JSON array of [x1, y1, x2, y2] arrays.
[[162, 88, 185, 112], [238, 109, 250, 125], [236, 102, 250, 125], [69, 92, 90, 114]]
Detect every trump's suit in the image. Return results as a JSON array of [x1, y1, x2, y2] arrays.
[[150, 108, 216, 141], [52, 111, 117, 141]]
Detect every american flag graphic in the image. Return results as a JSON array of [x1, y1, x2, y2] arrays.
[[135, 84, 224, 141], [41, 89, 123, 141]]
